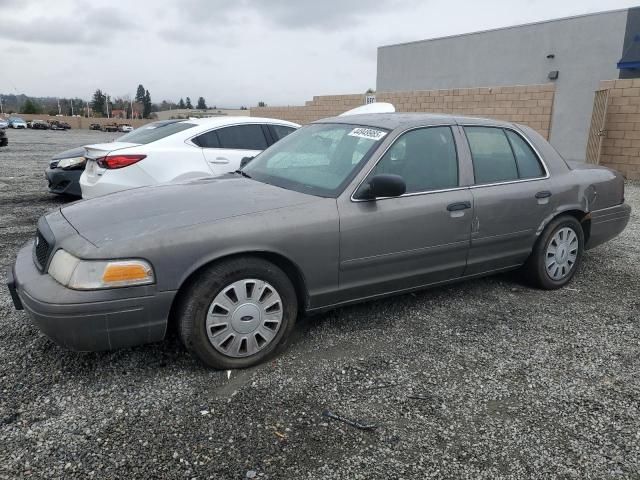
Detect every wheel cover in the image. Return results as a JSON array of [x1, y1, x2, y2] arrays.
[[205, 279, 283, 358], [545, 227, 579, 281]]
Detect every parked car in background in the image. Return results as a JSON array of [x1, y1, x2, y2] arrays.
[[118, 124, 134, 132], [0, 118, 8, 129], [89, 123, 102, 131], [49, 120, 71, 130], [80, 117, 299, 199], [0, 128, 7, 147], [45, 147, 86, 197], [30, 120, 49, 130], [8, 117, 27, 129], [8, 113, 630, 369], [102, 123, 119, 132]]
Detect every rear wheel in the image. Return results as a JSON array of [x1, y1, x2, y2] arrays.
[[524, 215, 584, 289], [177, 257, 298, 369]]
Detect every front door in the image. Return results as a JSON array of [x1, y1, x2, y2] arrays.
[[462, 126, 556, 274], [336, 126, 473, 302]]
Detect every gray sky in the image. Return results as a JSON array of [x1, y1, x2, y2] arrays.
[[1, 0, 638, 107]]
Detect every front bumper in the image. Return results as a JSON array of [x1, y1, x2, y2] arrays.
[[585, 202, 632, 250], [8, 242, 176, 351], [46, 167, 83, 197]]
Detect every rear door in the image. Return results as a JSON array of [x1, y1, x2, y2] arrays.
[[462, 125, 555, 274], [199, 124, 269, 174]]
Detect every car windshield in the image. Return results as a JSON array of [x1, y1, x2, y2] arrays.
[[242, 123, 388, 197], [116, 120, 196, 144]]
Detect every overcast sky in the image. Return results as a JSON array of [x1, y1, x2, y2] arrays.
[[1, 0, 638, 107]]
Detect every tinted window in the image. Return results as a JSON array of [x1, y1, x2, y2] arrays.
[[216, 124, 268, 150], [117, 120, 196, 145], [193, 130, 220, 148], [465, 127, 518, 184], [505, 130, 544, 179], [370, 126, 458, 193], [270, 125, 296, 141]]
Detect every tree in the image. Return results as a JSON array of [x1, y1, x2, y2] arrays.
[[185, 97, 193, 109], [196, 96, 207, 109], [135, 84, 146, 103], [143, 89, 152, 118], [91, 89, 106, 117], [178, 98, 185, 109], [258, 101, 266, 107], [21, 98, 41, 114]]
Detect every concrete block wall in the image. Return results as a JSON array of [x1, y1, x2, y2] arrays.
[[253, 84, 555, 139], [597, 79, 640, 180]]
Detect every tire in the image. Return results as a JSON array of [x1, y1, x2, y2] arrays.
[[524, 215, 584, 289], [177, 257, 298, 369]]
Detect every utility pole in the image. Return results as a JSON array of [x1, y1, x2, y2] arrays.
[[70, 99, 74, 117], [57, 99, 61, 115], [0, 96, 3, 115]]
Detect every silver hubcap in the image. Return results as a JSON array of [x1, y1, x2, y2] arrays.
[[206, 279, 283, 358], [545, 227, 579, 281]]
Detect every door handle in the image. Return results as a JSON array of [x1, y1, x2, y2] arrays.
[[535, 191, 552, 199], [446, 201, 471, 212], [209, 157, 229, 164]]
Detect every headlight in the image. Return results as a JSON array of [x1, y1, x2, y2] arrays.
[[57, 156, 86, 169], [48, 249, 154, 290]]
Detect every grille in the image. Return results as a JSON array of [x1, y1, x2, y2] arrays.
[[34, 230, 51, 270]]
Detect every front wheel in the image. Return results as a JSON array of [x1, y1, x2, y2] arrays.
[[524, 215, 584, 289], [177, 257, 298, 369]]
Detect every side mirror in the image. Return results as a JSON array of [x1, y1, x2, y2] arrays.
[[357, 174, 406, 200], [240, 156, 254, 168]]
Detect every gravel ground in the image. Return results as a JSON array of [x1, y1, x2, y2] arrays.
[[1, 128, 639, 479]]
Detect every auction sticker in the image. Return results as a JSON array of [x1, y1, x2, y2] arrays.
[[348, 127, 387, 141]]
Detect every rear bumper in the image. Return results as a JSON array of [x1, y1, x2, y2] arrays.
[[585, 203, 631, 250], [46, 167, 83, 197], [8, 243, 176, 351]]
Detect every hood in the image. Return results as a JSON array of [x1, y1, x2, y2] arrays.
[[50, 147, 86, 166], [60, 175, 319, 246], [84, 142, 140, 159]]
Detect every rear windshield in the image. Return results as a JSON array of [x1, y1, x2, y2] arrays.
[[116, 120, 196, 145]]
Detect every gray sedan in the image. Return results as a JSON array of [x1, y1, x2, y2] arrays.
[[8, 114, 631, 369]]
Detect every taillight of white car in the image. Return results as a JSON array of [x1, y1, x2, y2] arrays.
[[96, 154, 147, 169]]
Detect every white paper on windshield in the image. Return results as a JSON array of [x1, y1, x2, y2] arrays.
[[347, 127, 387, 141]]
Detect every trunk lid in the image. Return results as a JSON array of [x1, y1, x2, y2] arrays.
[[83, 142, 141, 182]]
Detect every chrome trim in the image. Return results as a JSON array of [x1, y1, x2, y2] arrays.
[[350, 124, 461, 202], [184, 122, 298, 148], [350, 123, 551, 202]]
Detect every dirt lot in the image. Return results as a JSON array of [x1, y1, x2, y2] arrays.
[[1, 128, 639, 479]]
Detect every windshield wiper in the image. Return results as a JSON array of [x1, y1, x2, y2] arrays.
[[234, 169, 252, 179]]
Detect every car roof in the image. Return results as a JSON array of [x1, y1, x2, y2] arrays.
[[313, 112, 516, 130], [182, 116, 300, 128]]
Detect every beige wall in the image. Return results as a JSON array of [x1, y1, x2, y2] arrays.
[[252, 84, 555, 140], [5, 114, 154, 130], [597, 79, 640, 180]]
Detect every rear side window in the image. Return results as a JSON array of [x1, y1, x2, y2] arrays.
[[192, 130, 220, 148], [117, 121, 196, 145], [216, 124, 268, 150], [270, 125, 296, 141], [465, 127, 519, 184], [504, 130, 544, 179]]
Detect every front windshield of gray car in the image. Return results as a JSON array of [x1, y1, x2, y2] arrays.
[[242, 123, 388, 197]]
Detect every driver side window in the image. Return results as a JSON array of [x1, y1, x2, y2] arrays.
[[369, 126, 458, 194]]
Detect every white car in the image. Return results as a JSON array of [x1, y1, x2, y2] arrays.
[[80, 117, 299, 199]]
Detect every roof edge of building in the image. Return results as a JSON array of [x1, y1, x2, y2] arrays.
[[377, 7, 629, 50]]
